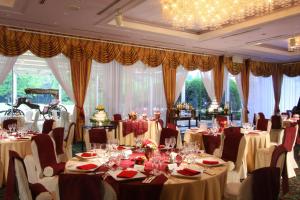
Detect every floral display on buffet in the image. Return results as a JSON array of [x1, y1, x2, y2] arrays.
[[172, 102, 196, 118], [207, 99, 230, 115], [90, 104, 110, 126], [128, 111, 138, 120]]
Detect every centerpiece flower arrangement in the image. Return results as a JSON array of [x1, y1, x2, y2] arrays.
[[128, 111, 137, 120], [142, 139, 157, 160], [90, 104, 110, 126]]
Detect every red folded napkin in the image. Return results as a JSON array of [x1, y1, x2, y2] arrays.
[[81, 152, 97, 157], [76, 164, 98, 170], [16, 137, 30, 140], [117, 170, 138, 178], [203, 160, 219, 165], [177, 168, 200, 176], [117, 146, 126, 150]]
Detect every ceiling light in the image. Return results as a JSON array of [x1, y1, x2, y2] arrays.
[[288, 37, 300, 52], [160, 0, 300, 30]]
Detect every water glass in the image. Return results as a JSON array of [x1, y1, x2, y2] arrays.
[[170, 137, 176, 149], [165, 138, 171, 149]]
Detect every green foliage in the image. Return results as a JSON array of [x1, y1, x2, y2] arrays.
[[0, 73, 12, 102], [229, 79, 241, 111]]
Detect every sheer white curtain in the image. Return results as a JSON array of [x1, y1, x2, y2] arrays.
[[0, 55, 18, 84], [280, 75, 300, 112], [45, 54, 74, 101], [248, 73, 275, 122], [84, 61, 166, 121], [200, 70, 215, 101], [175, 66, 188, 101]]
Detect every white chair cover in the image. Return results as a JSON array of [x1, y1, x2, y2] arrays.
[[64, 123, 75, 160], [25, 111, 33, 122], [15, 159, 33, 200], [31, 111, 40, 132], [224, 174, 253, 200]]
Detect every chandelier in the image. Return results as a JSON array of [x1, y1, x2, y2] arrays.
[[288, 37, 300, 52], [160, 0, 300, 30]]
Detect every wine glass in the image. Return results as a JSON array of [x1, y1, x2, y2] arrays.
[[170, 137, 176, 149], [8, 124, 12, 133], [165, 138, 171, 149]]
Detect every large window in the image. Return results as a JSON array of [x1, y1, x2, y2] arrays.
[[0, 51, 74, 116], [280, 75, 300, 112]]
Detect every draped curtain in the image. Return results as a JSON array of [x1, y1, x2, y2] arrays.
[[0, 55, 18, 84], [71, 59, 92, 140], [175, 66, 188, 101], [241, 60, 250, 122], [213, 57, 224, 104], [200, 70, 215, 102], [280, 75, 300, 112], [85, 61, 166, 122], [248, 72, 275, 121], [272, 66, 283, 113]]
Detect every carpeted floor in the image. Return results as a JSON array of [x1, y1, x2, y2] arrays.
[[1, 143, 299, 199]]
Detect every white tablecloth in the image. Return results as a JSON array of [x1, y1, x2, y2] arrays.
[[0, 116, 25, 130]]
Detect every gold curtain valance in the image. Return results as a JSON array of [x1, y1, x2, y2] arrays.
[[280, 62, 300, 77], [249, 60, 276, 77], [223, 57, 244, 75]]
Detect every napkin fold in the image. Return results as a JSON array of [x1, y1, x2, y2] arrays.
[[76, 163, 98, 170], [203, 160, 219, 165], [177, 168, 200, 176], [117, 146, 126, 150], [117, 170, 138, 178], [81, 152, 97, 157]]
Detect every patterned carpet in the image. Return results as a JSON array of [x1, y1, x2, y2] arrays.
[[0, 143, 299, 199]]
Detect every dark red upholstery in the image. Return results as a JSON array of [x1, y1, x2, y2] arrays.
[[59, 174, 103, 200], [42, 119, 55, 134], [256, 118, 269, 131], [216, 115, 227, 131], [258, 112, 265, 119], [202, 134, 221, 155], [113, 114, 122, 122], [52, 127, 65, 155], [271, 115, 282, 129], [221, 127, 243, 163], [166, 123, 176, 130], [89, 128, 107, 144], [282, 126, 297, 152], [157, 119, 164, 128], [252, 167, 280, 200], [159, 128, 178, 147], [2, 119, 17, 130]]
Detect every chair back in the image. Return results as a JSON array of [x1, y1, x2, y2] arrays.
[[42, 119, 55, 134], [258, 112, 265, 119], [271, 115, 282, 129], [222, 127, 243, 163], [159, 128, 178, 147], [202, 134, 221, 154], [31, 111, 40, 132], [5, 151, 32, 200], [25, 111, 33, 121], [31, 135, 58, 177], [51, 127, 65, 155], [252, 167, 280, 200], [270, 145, 287, 173], [2, 118, 17, 130], [166, 123, 177, 130], [256, 118, 270, 131], [282, 126, 297, 152], [66, 123, 75, 146], [113, 114, 122, 122], [89, 128, 107, 144]]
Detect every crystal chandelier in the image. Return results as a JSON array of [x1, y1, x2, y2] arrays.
[[160, 0, 300, 30], [288, 37, 300, 52]]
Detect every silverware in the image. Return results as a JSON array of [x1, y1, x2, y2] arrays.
[[142, 176, 156, 183]]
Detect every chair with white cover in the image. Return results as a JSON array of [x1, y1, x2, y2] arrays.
[[85, 128, 108, 151], [5, 150, 53, 200], [59, 111, 70, 139], [214, 127, 247, 183], [224, 167, 280, 200], [269, 115, 284, 145], [42, 119, 55, 134], [255, 126, 298, 178], [63, 122, 75, 160], [31, 111, 40, 132], [49, 127, 66, 162], [24, 135, 65, 199], [256, 118, 272, 133]]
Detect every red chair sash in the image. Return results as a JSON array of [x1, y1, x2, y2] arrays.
[[113, 114, 122, 122], [52, 127, 65, 155], [271, 115, 282, 129], [166, 123, 176, 130], [159, 128, 178, 147], [222, 127, 243, 163], [122, 120, 148, 137], [256, 118, 269, 131], [282, 126, 297, 152], [2, 119, 17, 130], [202, 133, 221, 155], [42, 119, 54, 134], [252, 167, 280, 200], [59, 174, 103, 200], [32, 135, 57, 169], [258, 112, 265, 119], [89, 128, 107, 144]]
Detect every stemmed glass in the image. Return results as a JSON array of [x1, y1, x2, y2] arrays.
[[8, 124, 12, 133], [165, 138, 171, 149], [135, 136, 143, 152], [170, 137, 176, 149]]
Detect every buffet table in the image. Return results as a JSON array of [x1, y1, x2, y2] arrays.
[[0, 133, 32, 187], [65, 150, 227, 200]]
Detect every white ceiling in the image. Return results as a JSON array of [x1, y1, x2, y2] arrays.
[[0, 0, 300, 63]]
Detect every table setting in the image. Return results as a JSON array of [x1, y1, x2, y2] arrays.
[[65, 138, 228, 200]]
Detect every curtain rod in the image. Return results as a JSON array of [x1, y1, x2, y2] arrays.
[[4, 25, 213, 57]]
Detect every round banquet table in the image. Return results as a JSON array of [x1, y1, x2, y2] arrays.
[[0, 135, 31, 187], [241, 129, 270, 173], [0, 115, 25, 130], [183, 128, 208, 149], [65, 152, 227, 200]]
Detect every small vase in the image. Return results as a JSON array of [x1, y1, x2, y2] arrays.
[[144, 148, 154, 160]]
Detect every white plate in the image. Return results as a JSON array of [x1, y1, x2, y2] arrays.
[[67, 163, 100, 172], [76, 152, 98, 159], [108, 169, 146, 181], [196, 157, 225, 167]]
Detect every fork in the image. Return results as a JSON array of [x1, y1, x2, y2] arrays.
[[142, 176, 155, 183]]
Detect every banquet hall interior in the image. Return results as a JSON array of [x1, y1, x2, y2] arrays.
[[0, 0, 300, 199]]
